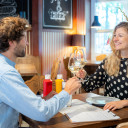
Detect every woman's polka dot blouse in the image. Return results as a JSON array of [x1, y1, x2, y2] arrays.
[[82, 58, 128, 100]]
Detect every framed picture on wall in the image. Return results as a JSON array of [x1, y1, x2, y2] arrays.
[[0, 0, 32, 24], [43, 0, 72, 29]]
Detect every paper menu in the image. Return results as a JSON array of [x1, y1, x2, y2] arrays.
[[60, 99, 120, 123]]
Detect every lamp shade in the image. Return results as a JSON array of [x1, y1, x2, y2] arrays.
[[71, 35, 85, 46], [91, 16, 101, 28]]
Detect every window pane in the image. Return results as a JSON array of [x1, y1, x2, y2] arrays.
[[96, 1, 127, 30], [95, 32, 112, 54]]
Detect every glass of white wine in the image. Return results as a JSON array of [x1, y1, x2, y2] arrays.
[[68, 52, 81, 76], [75, 49, 87, 68], [68, 49, 87, 84], [68, 52, 81, 105], [75, 48, 87, 83]]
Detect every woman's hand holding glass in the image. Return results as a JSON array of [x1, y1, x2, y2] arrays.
[[68, 49, 87, 83], [68, 51, 84, 94], [76, 69, 88, 84], [76, 69, 87, 79], [75, 49, 87, 83]]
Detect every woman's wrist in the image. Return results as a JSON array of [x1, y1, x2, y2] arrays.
[[84, 71, 88, 79], [122, 100, 128, 107]]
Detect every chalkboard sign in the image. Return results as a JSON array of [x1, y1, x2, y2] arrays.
[[0, 0, 32, 24], [43, 0, 72, 29], [0, 0, 17, 18]]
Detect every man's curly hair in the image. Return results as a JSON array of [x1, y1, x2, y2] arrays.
[[0, 16, 31, 52]]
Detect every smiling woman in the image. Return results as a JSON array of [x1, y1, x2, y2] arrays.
[[113, 27, 128, 53], [105, 22, 128, 76], [76, 21, 128, 114]]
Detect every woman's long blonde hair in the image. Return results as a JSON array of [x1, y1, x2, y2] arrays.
[[104, 22, 128, 76]]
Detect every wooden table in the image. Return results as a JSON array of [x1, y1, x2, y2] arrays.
[[22, 93, 128, 128]]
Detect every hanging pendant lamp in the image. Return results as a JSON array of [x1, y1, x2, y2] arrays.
[[91, 16, 101, 28]]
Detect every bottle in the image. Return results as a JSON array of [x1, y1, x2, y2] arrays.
[[43, 74, 52, 97], [55, 74, 63, 93]]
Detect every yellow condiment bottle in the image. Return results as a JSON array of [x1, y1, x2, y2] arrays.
[[55, 74, 63, 93]]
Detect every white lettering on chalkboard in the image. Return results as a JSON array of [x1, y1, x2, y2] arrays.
[[0, 0, 17, 18], [48, 0, 68, 21]]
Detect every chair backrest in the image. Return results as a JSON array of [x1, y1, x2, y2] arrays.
[[51, 58, 61, 80], [25, 75, 45, 94], [15, 55, 41, 75], [63, 57, 72, 79], [96, 54, 106, 61], [51, 58, 61, 91]]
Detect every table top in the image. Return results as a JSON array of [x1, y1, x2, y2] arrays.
[[22, 93, 128, 128]]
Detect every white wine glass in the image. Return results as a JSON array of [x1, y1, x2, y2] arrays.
[[74, 49, 87, 68], [74, 49, 87, 83], [68, 52, 81, 100], [68, 52, 81, 76]]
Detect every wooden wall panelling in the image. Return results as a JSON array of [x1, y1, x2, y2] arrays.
[[85, 0, 91, 60], [76, 0, 86, 35], [38, 0, 43, 75], [26, 31, 32, 55], [41, 32, 71, 80], [31, 0, 39, 56]]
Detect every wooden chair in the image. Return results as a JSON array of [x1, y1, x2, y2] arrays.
[[51, 58, 61, 91], [63, 57, 72, 79], [15, 55, 41, 76], [96, 54, 106, 61], [25, 75, 45, 95]]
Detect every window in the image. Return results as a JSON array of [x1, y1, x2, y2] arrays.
[[91, 0, 128, 61]]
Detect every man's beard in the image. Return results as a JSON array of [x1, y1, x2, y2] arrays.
[[14, 46, 26, 57], [16, 50, 25, 57]]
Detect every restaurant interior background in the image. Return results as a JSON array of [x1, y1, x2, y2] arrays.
[[26, 0, 127, 78], [1, 0, 127, 94], [26, 0, 89, 80], [14, 0, 91, 82]]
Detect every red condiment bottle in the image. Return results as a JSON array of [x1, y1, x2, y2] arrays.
[[43, 74, 52, 97]]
